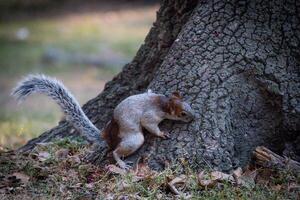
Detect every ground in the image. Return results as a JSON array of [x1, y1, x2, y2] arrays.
[[0, 138, 299, 199]]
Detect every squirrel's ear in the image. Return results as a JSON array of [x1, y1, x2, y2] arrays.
[[171, 91, 182, 99]]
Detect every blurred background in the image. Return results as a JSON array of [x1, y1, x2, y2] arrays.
[[0, 0, 158, 149]]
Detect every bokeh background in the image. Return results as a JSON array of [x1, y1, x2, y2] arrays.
[[0, 0, 158, 149]]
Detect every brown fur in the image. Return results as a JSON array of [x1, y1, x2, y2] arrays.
[[171, 91, 182, 99], [155, 95, 170, 113], [170, 98, 184, 116], [101, 118, 121, 151], [155, 92, 184, 117]]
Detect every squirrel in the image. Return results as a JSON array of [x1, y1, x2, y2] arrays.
[[12, 74, 195, 169]]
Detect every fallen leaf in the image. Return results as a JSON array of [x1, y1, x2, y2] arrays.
[[37, 151, 51, 162], [86, 169, 104, 183], [59, 184, 66, 194], [67, 155, 81, 166], [134, 162, 156, 180], [271, 184, 282, 191], [233, 167, 243, 185], [236, 169, 257, 189], [117, 180, 130, 191], [211, 171, 232, 181], [233, 167, 243, 178], [85, 183, 95, 189], [117, 195, 130, 200], [288, 183, 300, 192], [198, 179, 218, 188], [167, 174, 187, 195], [155, 193, 163, 199], [55, 149, 69, 160], [105, 164, 126, 175], [74, 183, 83, 188], [198, 171, 229, 188]]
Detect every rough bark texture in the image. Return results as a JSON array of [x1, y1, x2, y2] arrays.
[[20, 0, 300, 172]]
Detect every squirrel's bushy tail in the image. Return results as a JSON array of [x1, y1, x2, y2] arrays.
[[12, 74, 100, 142]]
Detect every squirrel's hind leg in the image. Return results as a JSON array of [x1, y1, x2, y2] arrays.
[[113, 133, 144, 170]]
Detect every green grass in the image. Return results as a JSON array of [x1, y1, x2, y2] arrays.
[[0, 9, 154, 74], [0, 111, 58, 149], [1, 139, 298, 199]]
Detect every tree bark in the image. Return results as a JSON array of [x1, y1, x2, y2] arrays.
[[20, 0, 300, 172]]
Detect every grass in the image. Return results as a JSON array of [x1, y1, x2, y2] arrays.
[[0, 138, 299, 199], [0, 4, 158, 149], [0, 7, 154, 75]]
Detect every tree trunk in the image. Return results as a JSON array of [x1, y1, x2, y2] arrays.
[[19, 0, 300, 172]]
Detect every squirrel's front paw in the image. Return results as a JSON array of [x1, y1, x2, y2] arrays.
[[160, 131, 170, 139]]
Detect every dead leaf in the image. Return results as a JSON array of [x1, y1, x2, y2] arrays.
[[211, 171, 232, 181], [67, 155, 81, 166], [288, 183, 300, 192], [233, 167, 243, 185], [233, 167, 243, 178], [155, 193, 163, 199], [117, 180, 130, 191], [198, 170, 237, 189], [86, 168, 104, 183], [85, 183, 95, 189], [37, 151, 51, 162], [167, 174, 187, 195], [55, 149, 69, 160], [198, 179, 218, 188], [59, 184, 67, 194], [117, 195, 130, 200], [105, 164, 126, 175], [236, 169, 257, 189], [271, 184, 282, 191], [133, 162, 157, 180], [74, 183, 83, 188]]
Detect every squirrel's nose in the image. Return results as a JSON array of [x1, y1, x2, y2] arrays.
[[186, 113, 195, 122], [190, 111, 196, 120]]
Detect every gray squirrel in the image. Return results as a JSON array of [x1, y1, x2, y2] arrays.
[[12, 74, 195, 169]]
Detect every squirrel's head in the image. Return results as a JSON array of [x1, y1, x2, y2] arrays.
[[164, 91, 195, 122]]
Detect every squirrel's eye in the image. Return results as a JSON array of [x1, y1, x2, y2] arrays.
[[181, 112, 187, 117]]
